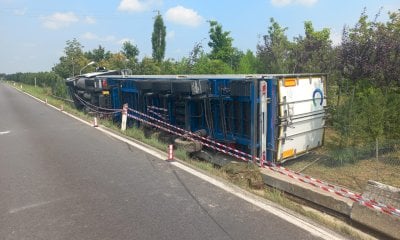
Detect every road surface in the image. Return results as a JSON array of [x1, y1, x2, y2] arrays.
[[0, 82, 333, 240]]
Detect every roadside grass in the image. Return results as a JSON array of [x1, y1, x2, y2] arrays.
[[9, 81, 377, 240]]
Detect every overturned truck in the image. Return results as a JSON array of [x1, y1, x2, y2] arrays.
[[66, 71, 327, 164]]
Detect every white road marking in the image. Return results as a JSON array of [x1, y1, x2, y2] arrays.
[[15, 85, 345, 240], [0, 130, 10, 135], [9, 197, 68, 214]]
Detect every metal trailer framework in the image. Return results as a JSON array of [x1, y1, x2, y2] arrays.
[[66, 72, 327, 163]]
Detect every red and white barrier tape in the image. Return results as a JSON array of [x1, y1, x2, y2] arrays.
[[127, 113, 250, 162], [265, 164, 400, 217], [147, 109, 167, 120], [147, 105, 168, 112], [128, 107, 256, 161], [265, 161, 362, 198], [263, 161, 400, 216]]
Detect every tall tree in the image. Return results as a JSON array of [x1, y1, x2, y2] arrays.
[[208, 21, 236, 66], [151, 13, 166, 63], [257, 18, 293, 73], [52, 38, 87, 78], [293, 21, 333, 73], [340, 9, 400, 87]]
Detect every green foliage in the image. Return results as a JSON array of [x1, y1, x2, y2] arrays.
[[85, 45, 111, 63], [138, 57, 161, 75], [192, 54, 234, 74], [340, 9, 400, 87], [384, 90, 400, 140], [6, 71, 67, 97], [52, 38, 88, 78], [121, 41, 140, 64], [257, 18, 293, 73], [106, 53, 128, 70], [332, 80, 399, 149], [237, 50, 259, 74], [293, 21, 333, 73], [151, 14, 166, 63], [208, 21, 242, 69]]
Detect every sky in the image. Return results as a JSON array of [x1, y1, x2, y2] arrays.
[[1, 0, 399, 74]]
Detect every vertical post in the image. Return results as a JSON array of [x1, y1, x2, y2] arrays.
[[121, 103, 128, 131], [250, 78, 258, 164], [167, 144, 174, 162], [34, 77, 37, 87], [376, 137, 379, 162]]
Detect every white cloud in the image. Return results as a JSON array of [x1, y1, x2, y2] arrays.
[[165, 5, 203, 27], [117, 0, 161, 12], [81, 32, 118, 43], [82, 32, 99, 40], [41, 12, 79, 30], [104, 35, 117, 42], [271, 0, 318, 7], [166, 30, 175, 40], [118, 38, 135, 45], [13, 7, 27, 16], [84, 16, 96, 24]]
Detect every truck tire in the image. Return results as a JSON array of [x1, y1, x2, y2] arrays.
[[174, 137, 202, 153]]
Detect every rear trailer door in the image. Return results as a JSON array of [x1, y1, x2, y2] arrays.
[[276, 75, 326, 162]]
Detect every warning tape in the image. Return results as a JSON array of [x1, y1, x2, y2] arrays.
[[147, 109, 167, 120], [263, 161, 400, 216], [264, 164, 400, 217], [147, 105, 168, 112], [265, 161, 362, 198], [127, 113, 250, 162], [128, 107, 256, 161]]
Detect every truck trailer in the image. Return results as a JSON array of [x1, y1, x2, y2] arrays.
[[66, 71, 327, 164]]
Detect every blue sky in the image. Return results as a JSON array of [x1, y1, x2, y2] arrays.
[[1, 0, 399, 74]]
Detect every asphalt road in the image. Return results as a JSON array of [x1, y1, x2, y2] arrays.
[[0, 82, 328, 240]]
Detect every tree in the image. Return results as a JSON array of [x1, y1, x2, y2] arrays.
[[208, 21, 237, 66], [257, 18, 293, 73], [339, 9, 400, 87], [237, 50, 259, 73], [85, 45, 111, 63], [151, 13, 166, 63], [192, 54, 234, 74], [52, 38, 87, 78], [139, 57, 161, 75], [121, 41, 140, 62], [292, 21, 333, 73], [107, 53, 128, 70]]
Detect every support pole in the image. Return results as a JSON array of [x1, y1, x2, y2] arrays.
[[166, 144, 174, 162], [121, 103, 128, 131]]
